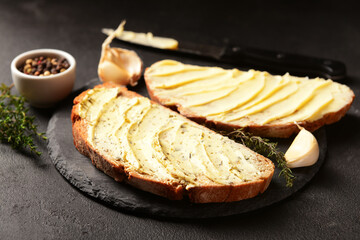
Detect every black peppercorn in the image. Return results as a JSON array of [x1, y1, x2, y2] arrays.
[[18, 56, 71, 76]]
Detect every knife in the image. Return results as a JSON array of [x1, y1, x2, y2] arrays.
[[102, 28, 346, 80]]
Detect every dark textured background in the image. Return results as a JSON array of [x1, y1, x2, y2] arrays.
[[0, 0, 359, 239]]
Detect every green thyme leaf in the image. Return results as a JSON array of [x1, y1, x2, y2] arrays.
[[221, 128, 295, 187], [0, 83, 47, 156]]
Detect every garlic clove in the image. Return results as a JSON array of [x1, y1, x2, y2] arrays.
[[98, 21, 143, 86], [98, 60, 130, 84], [98, 47, 142, 86], [285, 126, 319, 168]]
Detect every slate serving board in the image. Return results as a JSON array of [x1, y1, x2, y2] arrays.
[[47, 79, 326, 219]]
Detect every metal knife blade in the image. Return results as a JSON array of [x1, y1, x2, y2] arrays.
[[174, 41, 346, 80], [104, 29, 346, 80]]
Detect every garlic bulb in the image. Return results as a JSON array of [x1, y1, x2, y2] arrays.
[[285, 125, 319, 168], [98, 21, 143, 86]]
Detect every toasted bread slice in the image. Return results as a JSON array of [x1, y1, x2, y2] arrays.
[[144, 60, 355, 138], [71, 83, 274, 203]]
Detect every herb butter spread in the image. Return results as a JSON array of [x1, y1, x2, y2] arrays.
[[145, 60, 353, 126], [78, 87, 263, 188]]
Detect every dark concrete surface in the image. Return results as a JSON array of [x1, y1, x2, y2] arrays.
[[0, 0, 359, 239]]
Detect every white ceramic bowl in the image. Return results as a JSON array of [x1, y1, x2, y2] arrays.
[[11, 49, 76, 108]]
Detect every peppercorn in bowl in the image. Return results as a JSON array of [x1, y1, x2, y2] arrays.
[[11, 49, 76, 108]]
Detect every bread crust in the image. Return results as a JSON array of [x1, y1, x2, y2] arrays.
[[71, 83, 274, 203], [144, 67, 355, 138]]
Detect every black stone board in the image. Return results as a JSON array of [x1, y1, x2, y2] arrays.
[[47, 79, 327, 219]]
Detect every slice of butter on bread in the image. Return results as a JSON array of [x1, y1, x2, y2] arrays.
[[144, 60, 355, 138], [71, 83, 274, 203]]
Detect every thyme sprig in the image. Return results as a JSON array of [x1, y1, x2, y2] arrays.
[[0, 83, 47, 155], [223, 129, 295, 187]]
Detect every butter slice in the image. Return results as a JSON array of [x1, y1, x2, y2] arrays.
[[78, 87, 263, 186], [145, 60, 354, 126], [102, 28, 178, 50]]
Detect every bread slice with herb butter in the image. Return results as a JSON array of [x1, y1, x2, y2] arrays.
[[144, 60, 355, 138], [71, 83, 274, 203]]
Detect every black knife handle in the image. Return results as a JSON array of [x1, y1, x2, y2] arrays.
[[220, 45, 346, 80]]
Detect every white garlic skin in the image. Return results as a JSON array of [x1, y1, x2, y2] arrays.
[[98, 21, 143, 87], [285, 127, 320, 168], [98, 48, 142, 86]]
